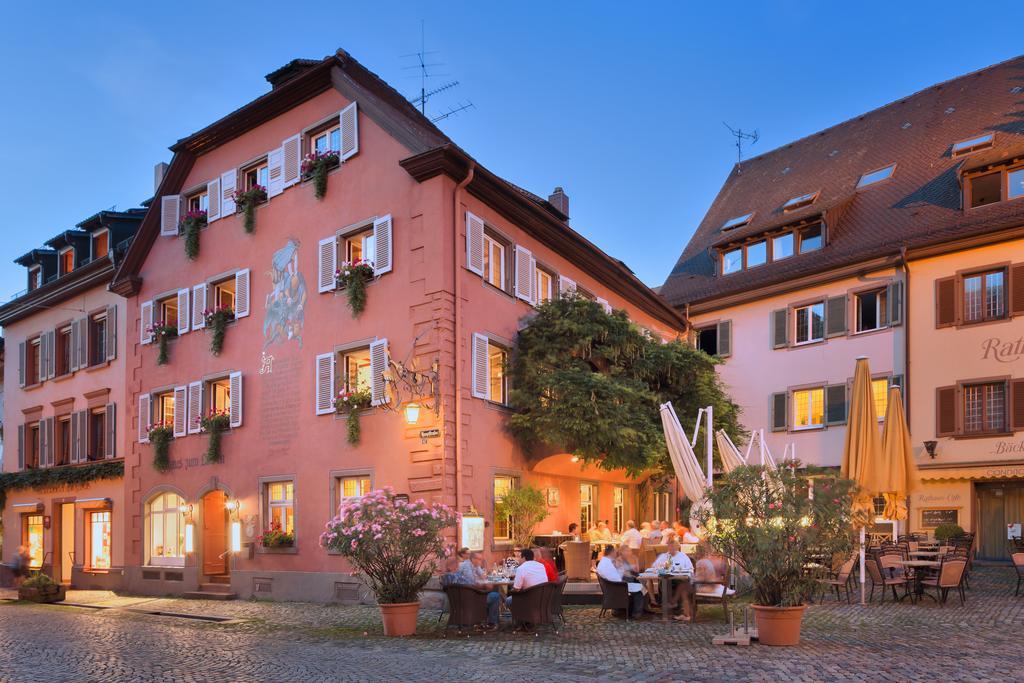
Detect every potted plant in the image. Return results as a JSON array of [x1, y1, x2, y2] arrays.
[[934, 523, 965, 544], [334, 387, 372, 445], [148, 320, 177, 365], [494, 485, 550, 551], [180, 210, 207, 260], [259, 521, 295, 548], [301, 150, 340, 200], [148, 421, 175, 472], [696, 464, 857, 646], [203, 305, 235, 356], [18, 572, 65, 603], [335, 259, 375, 317], [320, 487, 459, 636], [199, 409, 231, 464], [232, 185, 267, 234]]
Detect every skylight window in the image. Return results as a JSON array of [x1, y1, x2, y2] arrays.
[[952, 133, 994, 157], [857, 164, 896, 189], [783, 192, 819, 212], [721, 213, 753, 231]]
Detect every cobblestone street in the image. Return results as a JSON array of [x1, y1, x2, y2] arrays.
[[1, 566, 1021, 682]]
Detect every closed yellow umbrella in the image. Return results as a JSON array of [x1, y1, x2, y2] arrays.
[[880, 386, 918, 523]]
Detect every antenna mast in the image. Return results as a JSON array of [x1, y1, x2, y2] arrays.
[[723, 122, 759, 172], [402, 21, 474, 122]]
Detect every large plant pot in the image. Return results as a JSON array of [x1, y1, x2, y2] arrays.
[[750, 604, 806, 646], [18, 585, 66, 604], [379, 601, 420, 636]]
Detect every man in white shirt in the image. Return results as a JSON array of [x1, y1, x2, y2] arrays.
[[596, 546, 645, 618], [648, 520, 663, 543], [649, 541, 695, 621], [620, 520, 643, 550], [509, 548, 549, 594]]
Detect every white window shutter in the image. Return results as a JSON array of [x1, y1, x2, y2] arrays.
[[514, 245, 534, 303], [187, 381, 203, 434], [39, 419, 48, 467], [220, 169, 237, 215], [340, 102, 359, 161], [466, 211, 484, 275], [48, 329, 57, 378], [105, 403, 116, 459], [18, 341, 25, 387], [76, 317, 88, 371], [69, 323, 80, 372], [234, 268, 251, 318], [370, 338, 390, 406], [229, 371, 243, 428], [176, 288, 190, 336], [206, 177, 221, 222], [282, 134, 301, 188], [318, 236, 338, 293], [372, 214, 393, 275], [315, 352, 335, 415], [160, 195, 181, 236], [70, 413, 80, 463], [192, 284, 207, 330], [471, 333, 490, 400], [138, 393, 151, 443], [559, 275, 577, 297], [596, 297, 612, 314], [173, 385, 187, 437], [267, 147, 285, 198], [106, 304, 117, 362], [140, 300, 154, 344]]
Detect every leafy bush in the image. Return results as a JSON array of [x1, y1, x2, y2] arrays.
[[22, 572, 57, 589], [495, 485, 549, 550], [934, 523, 965, 543]]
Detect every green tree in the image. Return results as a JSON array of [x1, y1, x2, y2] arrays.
[[495, 485, 550, 550], [507, 296, 744, 475]]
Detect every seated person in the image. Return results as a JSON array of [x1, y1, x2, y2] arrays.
[[658, 521, 676, 544], [536, 547, 558, 582], [451, 551, 502, 629], [649, 541, 695, 622], [639, 522, 653, 539], [567, 523, 580, 541], [620, 520, 643, 549], [647, 520, 663, 543], [439, 556, 461, 588], [597, 520, 614, 541], [615, 543, 640, 580], [596, 546, 644, 618], [507, 549, 549, 609], [675, 521, 701, 544], [692, 543, 735, 599]]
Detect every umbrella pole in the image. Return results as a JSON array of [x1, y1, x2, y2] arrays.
[[860, 527, 866, 605]]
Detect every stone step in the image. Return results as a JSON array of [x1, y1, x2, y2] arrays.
[[198, 583, 234, 593], [207, 575, 231, 585], [182, 591, 238, 601]]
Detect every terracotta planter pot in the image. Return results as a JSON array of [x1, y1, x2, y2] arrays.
[[378, 601, 421, 636], [750, 604, 806, 646]]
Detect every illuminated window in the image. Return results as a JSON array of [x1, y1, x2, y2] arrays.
[[92, 230, 109, 260], [266, 481, 295, 535], [60, 249, 74, 276], [342, 227, 374, 267], [23, 515, 44, 568], [488, 341, 508, 405], [580, 483, 596, 533], [483, 233, 506, 290], [612, 487, 626, 534], [871, 378, 889, 421], [857, 164, 896, 188], [721, 213, 753, 231], [148, 492, 185, 566], [338, 476, 371, 501], [951, 133, 994, 157], [535, 265, 555, 304], [212, 276, 236, 312], [157, 295, 178, 330], [794, 303, 825, 344], [209, 377, 231, 415], [154, 391, 175, 429], [793, 388, 825, 430], [88, 510, 112, 570], [722, 248, 743, 275], [963, 269, 1006, 323], [772, 233, 794, 260], [338, 347, 372, 394], [493, 475, 517, 541]]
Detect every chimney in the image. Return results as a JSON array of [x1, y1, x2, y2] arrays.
[[154, 162, 169, 194], [548, 187, 569, 219]]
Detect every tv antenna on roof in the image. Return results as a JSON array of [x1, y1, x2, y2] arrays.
[[723, 122, 759, 172], [402, 21, 473, 122]]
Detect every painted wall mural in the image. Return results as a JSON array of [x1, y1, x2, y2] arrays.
[[263, 238, 307, 350]]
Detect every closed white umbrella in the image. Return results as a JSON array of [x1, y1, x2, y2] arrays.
[[659, 403, 708, 504]]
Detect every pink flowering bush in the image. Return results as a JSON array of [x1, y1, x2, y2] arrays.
[[320, 487, 459, 604]]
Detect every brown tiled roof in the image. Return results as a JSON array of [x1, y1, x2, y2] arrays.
[[661, 55, 1024, 308]]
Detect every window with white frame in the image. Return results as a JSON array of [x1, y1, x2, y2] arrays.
[[186, 189, 209, 214], [855, 288, 889, 333], [612, 487, 626, 534], [337, 475, 371, 502], [483, 232, 506, 290], [493, 475, 517, 542], [488, 342, 508, 405], [535, 265, 555, 305], [793, 387, 825, 430], [265, 481, 295, 535], [148, 492, 186, 566], [580, 483, 597, 533], [794, 303, 825, 344], [88, 510, 112, 570]]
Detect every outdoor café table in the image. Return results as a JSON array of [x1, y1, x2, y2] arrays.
[[909, 550, 939, 558], [896, 559, 940, 601], [638, 571, 693, 623], [486, 577, 514, 615]]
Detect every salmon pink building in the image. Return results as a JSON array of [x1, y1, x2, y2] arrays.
[[108, 51, 684, 601]]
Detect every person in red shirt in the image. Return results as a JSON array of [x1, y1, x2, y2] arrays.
[[536, 547, 558, 582]]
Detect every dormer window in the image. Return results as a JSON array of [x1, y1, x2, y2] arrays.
[[952, 133, 994, 158], [772, 233, 794, 260], [746, 240, 767, 268], [93, 229, 109, 260], [28, 266, 41, 291], [721, 213, 753, 231], [857, 164, 896, 189], [783, 192, 819, 212], [965, 162, 1024, 208], [722, 248, 743, 275], [59, 248, 74, 276], [799, 224, 823, 253]]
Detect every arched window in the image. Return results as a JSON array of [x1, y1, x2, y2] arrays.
[[148, 492, 186, 566]]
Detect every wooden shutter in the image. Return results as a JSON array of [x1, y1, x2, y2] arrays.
[[514, 245, 534, 303], [1010, 378, 1024, 432], [825, 384, 848, 425], [772, 309, 789, 349], [79, 411, 89, 460], [716, 320, 732, 358], [187, 381, 203, 434], [40, 418, 51, 467], [17, 424, 25, 470], [936, 385, 959, 437], [314, 352, 336, 415], [559, 276, 576, 297], [192, 284, 207, 330], [340, 102, 359, 161], [471, 333, 490, 400], [234, 269, 251, 318], [39, 420, 49, 466], [282, 134, 301, 188], [18, 340, 26, 387], [176, 288, 190, 336], [44, 330, 56, 380], [1008, 262, 1024, 317], [138, 393, 151, 443], [466, 212, 485, 276], [140, 300, 154, 345], [221, 169, 237, 215], [267, 147, 285, 198], [173, 385, 188, 437], [888, 280, 904, 326], [206, 177, 221, 222], [229, 371, 243, 428], [596, 297, 612, 314], [77, 317, 88, 370], [106, 305, 117, 362], [373, 214, 393, 275], [104, 404, 116, 459], [37, 334, 47, 383], [318, 236, 338, 293], [160, 195, 181, 236], [935, 276, 957, 328], [70, 412, 80, 464], [46, 417, 56, 466], [771, 392, 788, 432], [825, 295, 847, 337], [370, 339, 389, 407]]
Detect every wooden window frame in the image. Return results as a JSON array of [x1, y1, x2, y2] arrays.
[[797, 223, 824, 253], [22, 513, 44, 569], [335, 342, 373, 398], [960, 378, 1010, 437], [771, 231, 795, 261], [153, 389, 175, 431], [721, 247, 743, 275], [951, 133, 995, 158], [55, 415, 71, 466], [486, 338, 509, 406], [534, 262, 556, 305], [26, 422, 41, 468], [964, 162, 1024, 210], [55, 324, 72, 376], [59, 247, 75, 276], [185, 187, 209, 215], [156, 294, 178, 330], [241, 157, 270, 192], [26, 335, 41, 386], [146, 491, 186, 567], [783, 191, 820, 212], [960, 267, 1008, 325], [305, 117, 342, 155], [86, 407, 106, 462], [260, 477, 297, 545], [87, 310, 108, 368], [28, 266, 42, 291]]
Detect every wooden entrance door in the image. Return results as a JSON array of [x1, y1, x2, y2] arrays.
[[202, 490, 228, 575], [977, 483, 1024, 561]]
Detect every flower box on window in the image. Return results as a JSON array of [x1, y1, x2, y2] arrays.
[[147, 421, 174, 472], [180, 210, 207, 260], [203, 305, 235, 356], [334, 387, 372, 445], [231, 185, 267, 234], [147, 320, 177, 365], [334, 260, 375, 317], [301, 150, 340, 200], [259, 522, 295, 548]]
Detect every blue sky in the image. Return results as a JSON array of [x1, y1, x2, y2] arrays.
[[1, 1, 1023, 301]]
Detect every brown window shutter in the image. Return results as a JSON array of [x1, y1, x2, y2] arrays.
[[935, 385, 958, 437], [935, 276, 957, 328], [17, 424, 25, 470], [1010, 263, 1024, 317], [1011, 379, 1024, 432], [771, 392, 788, 431], [771, 309, 789, 349], [825, 295, 847, 337], [105, 403, 117, 459]]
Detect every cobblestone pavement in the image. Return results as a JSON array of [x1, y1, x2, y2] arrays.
[[1, 566, 1022, 682]]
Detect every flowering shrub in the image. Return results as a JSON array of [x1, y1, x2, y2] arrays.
[[259, 521, 294, 548], [301, 150, 340, 200], [335, 259, 375, 316], [203, 305, 234, 356], [232, 185, 267, 234], [198, 409, 230, 464], [334, 387, 372, 445], [320, 487, 459, 604], [147, 320, 177, 365], [147, 421, 175, 472], [180, 210, 207, 261]]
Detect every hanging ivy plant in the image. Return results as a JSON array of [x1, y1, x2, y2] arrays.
[[232, 185, 267, 234], [200, 411, 231, 464], [0, 461, 123, 511], [203, 306, 234, 356], [180, 210, 206, 260], [301, 150, 340, 200], [147, 322, 177, 365], [148, 423, 174, 472], [334, 387, 372, 445], [335, 260, 375, 317]]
